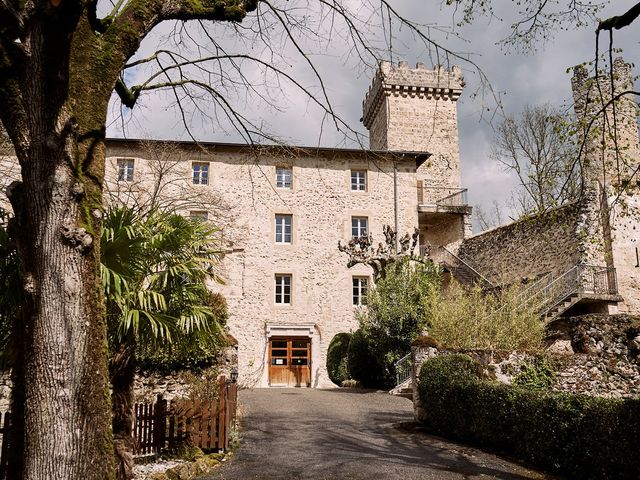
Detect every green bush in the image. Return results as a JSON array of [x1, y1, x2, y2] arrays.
[[418, 354, 640, 479], [326, 333, 352, 385], [347, 329, 385, 388], [512, 357, 556, 389]]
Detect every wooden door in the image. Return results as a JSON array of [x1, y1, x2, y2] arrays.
[[268, 337, 311, 387]]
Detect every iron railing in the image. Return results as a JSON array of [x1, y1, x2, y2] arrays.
[[395, 353, 412, 386], [417, 186, 468, 208], [437, 246, 495, 289], [506, 264, 618, 319]]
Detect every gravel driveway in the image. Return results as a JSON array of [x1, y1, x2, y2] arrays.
[[200, 388, 559, 480]]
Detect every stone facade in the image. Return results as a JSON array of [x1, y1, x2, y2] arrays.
[[412, 314, 640, 420], [106, 142, 422, 388]]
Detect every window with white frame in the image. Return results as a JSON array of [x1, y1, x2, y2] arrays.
[[275, 214, 292, 244], [351, 170, 366, 191], [117, 158, 134, 182], [275, 274, 292, 305], [276, 167, 292, 189], [351, 216, 368, 240], [352, 277, 368, 306], [192, 162, 209, 185], [189, 210, 209, 221]]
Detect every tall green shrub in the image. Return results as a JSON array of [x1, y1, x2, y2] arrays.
[[359, 257, 440, 386], [326, 332, 352, 385], [347, 329, 384, 388]]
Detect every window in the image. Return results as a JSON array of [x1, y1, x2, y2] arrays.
[[192, 162, 209, 185], [117, 158, 134, 182], [275, 214, 292, 244], [276, 167, 292, 189], [351, 216, 368, 240], [351, 170, 366, 191], [352, 277, 368, 306], [189, 210, 209, 221], [275, 274, 292, 305]]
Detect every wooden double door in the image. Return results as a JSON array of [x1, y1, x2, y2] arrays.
[[268, 337, 311, 387]]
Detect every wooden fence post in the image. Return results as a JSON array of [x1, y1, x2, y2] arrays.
[[217, 376, 227, 451], [153, 394, 166, 457]]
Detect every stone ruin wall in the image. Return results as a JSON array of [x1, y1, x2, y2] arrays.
[[412, 314, 640, 421], [572, 58, 640, 186], [456, 201, 590, 285], [362, 61, 464, 190]]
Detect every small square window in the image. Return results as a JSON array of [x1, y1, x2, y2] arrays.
[[117, 158, 134, 182], [275, 214, 292, 244], [192, 162, 209, 185], [189, 210, 209, 221], [351, 216, 368, 240], [351, 170, 366, 191], [276, 167, 292, 189], [275, 274, 292, 305], [352, 277, 368, 306]]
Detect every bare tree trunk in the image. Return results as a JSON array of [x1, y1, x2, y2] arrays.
[[111, 341, 137, 480]]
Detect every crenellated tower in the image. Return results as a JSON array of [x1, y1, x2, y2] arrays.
[[362, 60, 465, 189]]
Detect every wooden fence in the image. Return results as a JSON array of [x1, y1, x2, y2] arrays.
[[134, 375, 238, 456]]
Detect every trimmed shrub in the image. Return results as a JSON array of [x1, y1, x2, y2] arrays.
[[326, 332, 352, 385], [347, 329, 385, 388], [418, 354, 640, 479]]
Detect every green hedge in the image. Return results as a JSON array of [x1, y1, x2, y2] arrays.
[[326, 333, 352, 385], [418, 354, 640, 479]]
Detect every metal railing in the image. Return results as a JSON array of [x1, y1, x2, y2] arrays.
[[395, 353, 413, 386], [506, 264, 618, 319], [439, 246, 495, 289], [417, 186, 468, 208]]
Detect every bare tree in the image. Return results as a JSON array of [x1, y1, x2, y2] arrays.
[[474, 200, 504, 231], [491, 104, 581, 217]]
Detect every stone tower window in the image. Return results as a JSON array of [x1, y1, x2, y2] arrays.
[[192, 162, 209, 185], [352, 277, 368, 305], [276, 167, 292, 189], [351, 216, 368, 240], [117, 158, 134, 182], [275, 214, 292, 244], [275, 274, 292, 305], [351, 170, 367, 191]]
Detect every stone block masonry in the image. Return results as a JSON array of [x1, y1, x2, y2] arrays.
[[362, 61, 464, 190]]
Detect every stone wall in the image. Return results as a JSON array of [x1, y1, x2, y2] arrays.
[[610, 191, 640, 314], [412, 314, 640, 420], [456, 200, 600, 285]]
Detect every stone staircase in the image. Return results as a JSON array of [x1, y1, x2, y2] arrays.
[[429, 246, 495, 289], [389, 378, 413, 400]]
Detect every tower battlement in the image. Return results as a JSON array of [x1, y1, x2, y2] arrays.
[[361, 60, 465, 189], [362, 61, 464, 129]]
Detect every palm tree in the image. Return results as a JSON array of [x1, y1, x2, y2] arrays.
[[101, 207, 227, 480]]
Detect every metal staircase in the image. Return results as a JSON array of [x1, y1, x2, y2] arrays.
[[509, 263, 619, 323]]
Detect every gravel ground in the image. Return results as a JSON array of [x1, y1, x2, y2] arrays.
[[198, 388, 561, 480], [133, 459, 186, 479]]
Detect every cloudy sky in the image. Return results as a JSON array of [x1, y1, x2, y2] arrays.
[[106, 0, 640, 231]]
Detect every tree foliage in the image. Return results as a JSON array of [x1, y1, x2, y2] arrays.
[[356, 257, 441, 386]]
